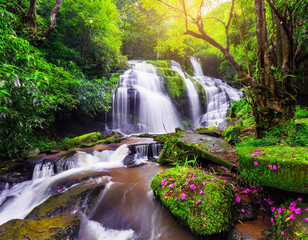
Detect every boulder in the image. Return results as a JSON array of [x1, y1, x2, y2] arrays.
[[151, 166, 234, 237], [237, 146, 308, 193], [158, 132, 236, 170]]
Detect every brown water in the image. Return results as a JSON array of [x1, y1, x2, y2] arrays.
[[78, 164, 197, 240]]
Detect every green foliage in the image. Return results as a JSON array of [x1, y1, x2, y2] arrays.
[[222, 126, 242, 144], [151, 166, 234, 236], [296, 106, 308, 119], [0, 7, 116, 160]]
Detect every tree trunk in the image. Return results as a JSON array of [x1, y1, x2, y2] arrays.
[[26, 0, 37, 29], [44, 0, 63, 39], [253, 0, 296, 138]]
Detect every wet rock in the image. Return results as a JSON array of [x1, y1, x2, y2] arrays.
[[64, 132, 103, 149], [195, 126, 223, 138], [0, 214, 80, 240], [158, 132, 236, 169]]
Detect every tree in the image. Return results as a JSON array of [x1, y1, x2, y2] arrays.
[[25, 0, 62, 41], [144, 0, 307, 137]]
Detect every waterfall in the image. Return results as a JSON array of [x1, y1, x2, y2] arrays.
[[170, 60, 201, 123], [190, 57, 242, 128], [113, 61, 182, 134]]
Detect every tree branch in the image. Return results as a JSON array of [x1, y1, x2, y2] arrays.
[[157, 0, 184, 14], [226, 0, 235, 52], [44, 0, 62, 39]]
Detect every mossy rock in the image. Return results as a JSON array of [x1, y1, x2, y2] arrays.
[[0, 214, 80, 240], [187, 75, 206, 106], [237, 146, 308, 193], [65, 132, 102, 149], [146, 60, 170, 68], [151, 166, 234, 237], [195, 127, 222, 138], [158, 132, 236, 170]]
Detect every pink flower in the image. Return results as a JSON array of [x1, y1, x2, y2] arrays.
[[161, 179, 166, 186], [197, 199, 201, 203], [305, 208, 308, 211], [201, 212, 204, 216], [241, 209, 245, 213], [294, 208, 301, 214], [236, 196, 241, 203], [181, 193, 186, 200], [254, 161, 258, 166], [278, 208, 282, 214], [202, 182, 206, 186], [211, 178, 215, 182], [290, 214, 296, 219], [273, 165, 277, 170], [305, 218, 308, 222], [269, 165, 273, 170], [175, 197, 178, 200], [190, 184, 196, 190], [270, 217, 274, 223], [281, 231, 284, 236], [185, 182, 189, 185], [200, 189, 204, 194], [298, 197, 302, 202], [271, 207, 276, 212]]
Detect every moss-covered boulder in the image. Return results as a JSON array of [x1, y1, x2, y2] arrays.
[[65, 132, 102, 149], [0, 214, 80, 240], [158, 132, 236, 170], [151, 166, 234, 237], [195, 126, 223, 138], [147, 60, 170, 68], [237, 146, 308, 193]]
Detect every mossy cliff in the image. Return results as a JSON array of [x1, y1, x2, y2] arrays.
[[151, 166, 234, 237], [147, 60, 206, 119], [237, 146, 308, 193]]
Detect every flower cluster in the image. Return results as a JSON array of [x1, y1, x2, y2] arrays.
[[251, 149, 264, 157]]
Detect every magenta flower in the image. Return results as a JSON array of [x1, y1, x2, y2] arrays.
[[241, 209, 245, 213], [269, 165, 273, 170], [278, 208, 282, 214], [197, 199, 201, 203], [200, 189, 204, 194], [298, 197, 302, 202], [294, 208, 301, 214], [236, 196, 241, 203], [305, 218, 308, 222], [161, 179, 166, 186], [290, 214, 296, 219], [281, 231, 285, 236], [201, 212, 204, 216], [271, 207, 276, 212], [181, 193, 186, 200], [185, 181, 189, 185], [211, 178, 215, 182], [273, 165, 277, 170], [175, 197, 178, 200], [202, 182, 206, 186], [270, 217, 274, 223], [254, 161, 258, 166], [190, 184, 196, 190]]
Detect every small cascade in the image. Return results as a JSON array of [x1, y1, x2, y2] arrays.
[[170, 60, 201, 123], [127, 143, 163, 165], [190, 57, 242, 128], [32, 162, 55, 179], [113, 61, 182, 134]]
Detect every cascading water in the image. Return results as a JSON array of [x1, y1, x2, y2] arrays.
[[113, 61, 182, 134], [190, 57, 242, 128], [170, 60, 201, 123]]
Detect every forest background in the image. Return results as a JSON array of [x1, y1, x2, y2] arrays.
[[0, 0, 307, 161]]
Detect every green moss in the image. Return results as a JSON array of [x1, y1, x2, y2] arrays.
[[237, 146, 308, 193], [151, 166, 234, 236], [64, 132, 102, 149], [187, 75, 206, 105], [146, 60, 170, 68]]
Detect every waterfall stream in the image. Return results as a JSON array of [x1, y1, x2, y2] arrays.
[[170, 60, 201, 124], [113, 61, 182, 134], [190, 57, 242, 128]]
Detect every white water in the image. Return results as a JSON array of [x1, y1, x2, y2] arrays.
[[113, 61, 182, 134], [0, 145, 129, 224], [170, 60, 201, 123], [190, 57, 242, 128]]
